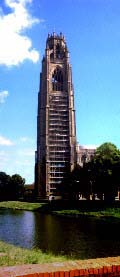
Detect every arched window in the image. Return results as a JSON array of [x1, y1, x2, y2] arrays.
[[50, 52, 54, 60], [56, 43, 64, 59], [52, 68, 63, 91], [81, 154, 87, 163], [56, 43, 61, 58]]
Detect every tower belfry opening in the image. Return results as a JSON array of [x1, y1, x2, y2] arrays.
[[35, 32, 76, 198], [52, 67, 63, 91]]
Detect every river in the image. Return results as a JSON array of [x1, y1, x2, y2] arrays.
[[0, 209, 120, 259]]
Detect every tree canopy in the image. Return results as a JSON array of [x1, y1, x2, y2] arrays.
[[95, 142, 120, 164], [61, 142, 120, 201], [0, 172, 25, 200], [91, 143, 120, 200]]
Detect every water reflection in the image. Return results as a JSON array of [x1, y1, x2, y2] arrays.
[[0, 209, 35, 248], [0, 209, 120, 259]]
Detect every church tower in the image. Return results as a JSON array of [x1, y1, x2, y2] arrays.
[[35, 32, 76, 197]]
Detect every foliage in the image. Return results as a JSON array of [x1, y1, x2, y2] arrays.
[[0, 172, 25, 200], [59, 165, 82, 200], [62, 142, 120, 201], [0, 172, 11, 200], [10, 174, 25, 199], [53, 208, 120, 219], [0, 240, 67, 266], [95, 142, 120, 162], [92, 143, 120, 200]]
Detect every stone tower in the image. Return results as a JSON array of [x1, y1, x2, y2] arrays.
[[35, 32, 76, 198]]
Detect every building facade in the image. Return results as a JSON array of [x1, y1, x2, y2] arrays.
[[35, 33, 76, 197], [76, 143, 96, 167]]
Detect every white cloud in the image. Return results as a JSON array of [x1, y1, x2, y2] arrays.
[[82, 144, 98, 150], [0, 135, 13, 145], [0, 0, 40, 66], [0, 90, 9, 103]]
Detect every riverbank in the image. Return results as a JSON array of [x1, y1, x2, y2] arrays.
[[0, 201, 120, 219], [1, 256, 120, 277], [52, 208, 120, 219], [0, 201, 44, 211], [0, 240, 68, 266]]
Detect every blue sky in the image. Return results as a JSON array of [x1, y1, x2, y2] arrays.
[[0, 0, 120, 183]]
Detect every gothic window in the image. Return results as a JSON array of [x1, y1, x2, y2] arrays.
[[52, 68, 63, 91], [56, 43, 61, 58], [50, 52, 54, 60], [81, 154, 87, 163], [56, 43, 64, 59]]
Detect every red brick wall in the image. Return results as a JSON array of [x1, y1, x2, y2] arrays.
[[1, 256, 120, 277], [17, 264, 120, 277]]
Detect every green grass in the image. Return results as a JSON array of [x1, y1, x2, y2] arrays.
[[0, 201, 45, 211], [0, 241, 68, 266], [53, 208, 120, 219], [0, 201, 120, 219]]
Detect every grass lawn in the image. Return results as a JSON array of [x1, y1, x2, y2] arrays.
[[0, 241, 68, 266], [0, 201, 45, 211], [0, 201, 120, 219], [53, 208, 120, 219]]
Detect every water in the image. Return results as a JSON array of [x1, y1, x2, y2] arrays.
[[0, 209, 120, 259]]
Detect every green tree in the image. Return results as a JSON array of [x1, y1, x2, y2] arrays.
[[92, 142, 120, 200], [58, 142, 120, 201], [70, 165, 82, 200], [10, 174, 25, 200], [0, 172, 11, 200], [61, 164, 91, 200]]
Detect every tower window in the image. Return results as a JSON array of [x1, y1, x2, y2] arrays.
[[52, 68, 63, 91], [56, 43, 61, 58], [50, 52, 54, 60], [56, 43, 64, 59]]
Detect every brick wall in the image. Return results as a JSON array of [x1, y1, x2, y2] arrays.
[[17, 265, 120, 277]]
